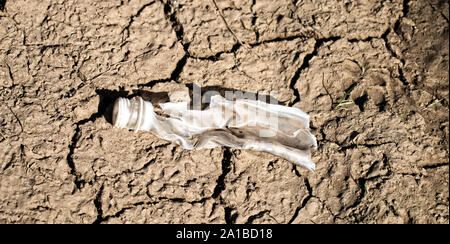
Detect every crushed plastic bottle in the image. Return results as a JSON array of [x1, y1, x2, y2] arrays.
[[112, 95, 317, 171]]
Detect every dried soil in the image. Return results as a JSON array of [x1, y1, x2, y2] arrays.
[[0, 0, 448, 223]]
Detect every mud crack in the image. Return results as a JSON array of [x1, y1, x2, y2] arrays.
[[121, 1, 157, 41], [211, 0, 242, 45], [137, 54, 188, 88], [161, 0, 187, 50], [95, 196, 214, 223], [381, 28, 408, 86], [66, 93, 118, 190], [224, 206, 238, 224], [160, 0, 242, 64], [211, 147, 235, 224], [96, 201, 150, 224], [66, 123, 83, 189], [93, 147, 235, 223], [134, 0, 190, 88], [212, 147, 233, 199], [289, 168, 313, 223], [92, 183, 104, 224], [248, 31, 317, 48], [289, 36, 340, 106], [245, 210, 271, 224]]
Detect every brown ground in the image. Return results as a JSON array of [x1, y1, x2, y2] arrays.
[[0, 0, 448, 224]]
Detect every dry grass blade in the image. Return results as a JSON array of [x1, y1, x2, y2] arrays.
[[424, 98, 444, 110]]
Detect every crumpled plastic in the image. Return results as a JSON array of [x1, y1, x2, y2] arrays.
[[113, 95, 317, 171]]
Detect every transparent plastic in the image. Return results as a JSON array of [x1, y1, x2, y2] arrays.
[[112, 95, 317, 171]]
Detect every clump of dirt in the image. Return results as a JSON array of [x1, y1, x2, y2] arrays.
[[0, 0, 448, 223]]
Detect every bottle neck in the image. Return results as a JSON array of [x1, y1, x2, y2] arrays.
[[113, 97, 148, 131]]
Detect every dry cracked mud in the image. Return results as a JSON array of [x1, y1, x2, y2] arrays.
[[0, 0, 448, 223]]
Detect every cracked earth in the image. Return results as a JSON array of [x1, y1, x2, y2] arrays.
[[0, 0, 448, 223]]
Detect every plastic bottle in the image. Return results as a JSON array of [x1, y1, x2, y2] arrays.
[[112, 95, 317, 171]]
